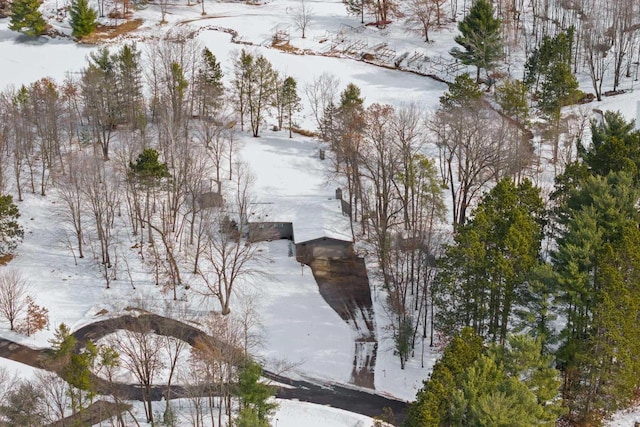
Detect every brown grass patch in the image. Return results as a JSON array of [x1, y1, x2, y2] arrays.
[[271, 42, 317, 57], [272, 41, 298, 52], [291, 126, 318, 138], [0, 254, 14, 265], [80, 18, 143, 43]]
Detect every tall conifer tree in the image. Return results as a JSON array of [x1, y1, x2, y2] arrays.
[[9, 0, 46, 37], [433, 178, 545, 343], [450, 0, 503, 82], [70, 0, 98, 38]]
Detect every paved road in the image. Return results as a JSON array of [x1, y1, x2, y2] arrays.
[[264, 370, 407, 423], [0, 313, 408, 425]]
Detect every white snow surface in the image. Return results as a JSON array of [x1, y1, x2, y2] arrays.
[[238, 130, 353, 243], [2, 0, 640, 423], [102, 397, 383, 427]]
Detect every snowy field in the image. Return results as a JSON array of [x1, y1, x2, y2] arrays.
[[2, 0, 640, 424]]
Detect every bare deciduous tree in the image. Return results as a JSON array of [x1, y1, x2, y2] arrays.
[[82, 157, 120, 288], [369, 0, 397, 26], [109, 319, 164, 424], [161, 322, 188, 414], [581, 8, 610, 101], [0, 367, 18, 410], [192, 312, 244, 426], [235, 290, 265, 357], [81, 56, 118, 161], [359, 103, 401, 280], [0, 269, 30, 331], [2, 86, 35, 201], [405, 0, 446, 42], [28, 78, 62, 197], [430, 101, 508, 229], [55, 151, 88, 261], [179, 355, 209, 427], [303, 72, 340, 139], [197, 167, 263, 315], [159, 0, 170, 23], [35, 371, 70, 426], [291, 0, 313, 39], [196, 117, 227, 194]]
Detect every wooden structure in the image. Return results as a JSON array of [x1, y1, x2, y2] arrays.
[[248, 222, 294, 242]]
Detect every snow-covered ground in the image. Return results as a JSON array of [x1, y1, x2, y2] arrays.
[[2, 0, 640, 423], [0, 357, 382, 427]]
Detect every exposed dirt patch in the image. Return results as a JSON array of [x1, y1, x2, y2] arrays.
[[80, 19, 144, 43]]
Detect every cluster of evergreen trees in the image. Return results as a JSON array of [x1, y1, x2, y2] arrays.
[[551, 112, 640, 424], [406, 111, 640, 425], [9, 0, 97, 38], [231, 49, 301, 138], [405, 329, 564, 426]]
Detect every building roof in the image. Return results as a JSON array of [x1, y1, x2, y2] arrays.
[[240, 132, 353, 246], [248, 196, 352, 244]]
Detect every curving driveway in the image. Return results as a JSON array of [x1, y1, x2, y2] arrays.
[[0, 313, 407, 425]]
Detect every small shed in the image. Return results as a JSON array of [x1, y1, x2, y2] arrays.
[[248, 222, 294, 242], [197, 191, 224, 209]]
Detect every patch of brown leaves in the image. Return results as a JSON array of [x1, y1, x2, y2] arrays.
[[80, 18, 143, 43]]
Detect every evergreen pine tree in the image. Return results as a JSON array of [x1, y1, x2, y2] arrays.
[[524, 27, 574, 92], [404, 328, 483, 426], [9, 0, 46, 37], [339, 82, 364, 108], [450, 0, 503, 82], [130, 148, 171, 181], [65, 341, 98, 414], [490, 335, 565, 422], [538, 61, 580, 119], [439, 72, 483, 111], [0, 195, 24, 256], [433, 178, 545, 343], [587, 228, 640, 418], [552, 171, 640, 423], [246, 54, 277, 137], [495, 79, 529, 124], [234, 361, 278, 425], [197, 47, 224, 117], [281, 76, 301, 138], [70, 0, 98, 38], [448, 335, 564, 426], [115, 43, 145, 128], [580, 111, 640, 180]]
